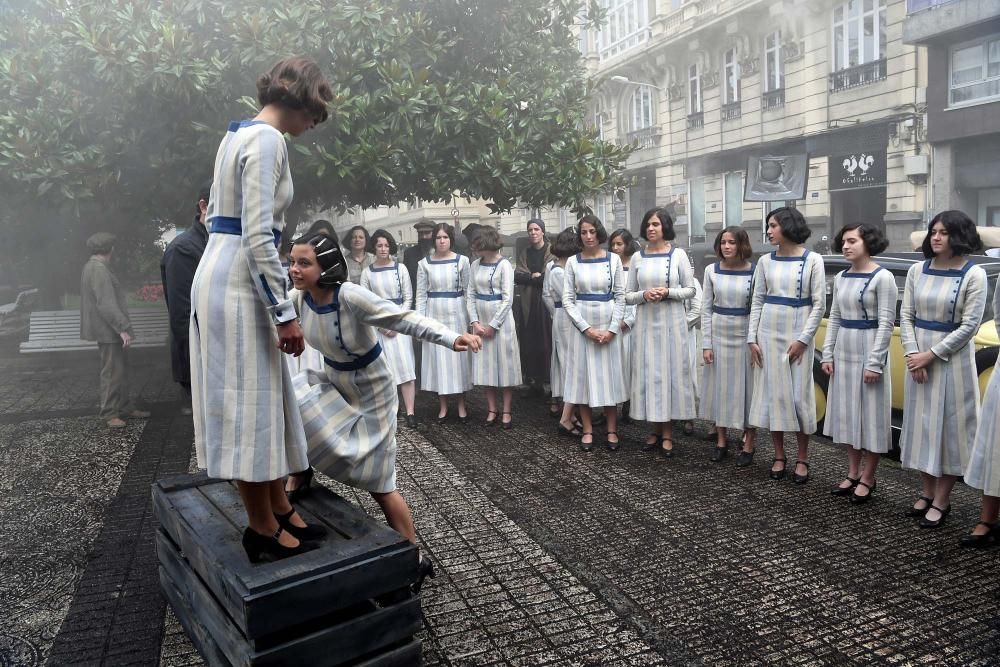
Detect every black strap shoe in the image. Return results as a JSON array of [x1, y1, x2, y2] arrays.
[[791, 460, 810, 485], [831, 477, 860, 496], [919, 503, 952, 528], [849, 480, 876, 504], [959, 522, 997, 548], [275, 508, 328, 541], [286, 467, 314, 503], [769, 457, 787, 480], [710, 446, 728, 463], [242, 527, 318, 564], [734, 449, 755, 467]]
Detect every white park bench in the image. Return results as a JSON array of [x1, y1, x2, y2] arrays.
[[19, 308, 170, 353]]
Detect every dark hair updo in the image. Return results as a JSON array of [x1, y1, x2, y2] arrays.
[[369, 229, 398, 255], [551, 228, 582, 258], [256, 56, 333, 123], [292, 231, 347, 287]]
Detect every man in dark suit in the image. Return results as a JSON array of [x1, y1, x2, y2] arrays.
[[403, 218, 436, 287]]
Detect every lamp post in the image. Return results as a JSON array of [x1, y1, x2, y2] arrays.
[[609, 75, 663, 91]]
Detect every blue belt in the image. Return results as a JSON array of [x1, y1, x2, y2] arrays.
[[914, 318, 959, 332], [713, 306, 750, 316], [427, 291, 463, 298], [764, 296, 811, 307], [389, 297, 404, 305], [475, 294, 503, 301], [210, 216, 281, 247], [840, 318, 878, 330], [324, 343, 382, 371], [577, 293, 613, 302], [553, 301, 563, 308]]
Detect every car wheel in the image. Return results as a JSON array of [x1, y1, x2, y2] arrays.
[[976, 346, 999, 397], [812, 359, 829, 433]]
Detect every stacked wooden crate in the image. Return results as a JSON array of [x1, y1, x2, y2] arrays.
[[153, 473, 423, 666]]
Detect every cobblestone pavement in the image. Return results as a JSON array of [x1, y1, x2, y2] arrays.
[[2, 354, 1000, 666]]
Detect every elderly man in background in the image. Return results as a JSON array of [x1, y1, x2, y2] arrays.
[[160, 180, 212, 414], [80, 232, 150, 429], [403, 218, 436, 286]]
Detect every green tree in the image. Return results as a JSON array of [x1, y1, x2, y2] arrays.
[[0, 0, 630, 298]]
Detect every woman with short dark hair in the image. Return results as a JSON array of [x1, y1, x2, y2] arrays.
[[544, 228, 582, 434], [821, 223, 897, 503], [342, 225, 373, 284], [900, 210, 987, 528], [609, 228, 639, 421], [747, 207, 826, 483]]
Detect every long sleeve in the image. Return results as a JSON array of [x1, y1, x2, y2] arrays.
[[866, 271, 899, 373], [821, 273, 842, 364], [624, 254, 647, 306], [797, 253, 827, 345], [747, 259, 767, 345], [465, 262, 480, 324], [622, 265, 637, 329], [607, 255, 626, 335], [686, 278, 702, 329], [489, 260, 515, 329], [541, 264, 555, 317], [415, 261, 429, 316], [360, 267, 373, 292], [665, 250, 696, 301], [562, 258, 590, 333], [93, 266, 132, 335], [899, 263, 919, 355], [701, 268, 715, 350], [239, 128, 295, 324], [931, 266, 987, 361], [343, 284, 460, 350], [400, 265, 413, 310]]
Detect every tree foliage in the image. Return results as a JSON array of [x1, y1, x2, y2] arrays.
[[0, 0, 630, 293]]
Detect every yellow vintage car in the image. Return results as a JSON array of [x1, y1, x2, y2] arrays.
[[812, 253, 1000, 442]]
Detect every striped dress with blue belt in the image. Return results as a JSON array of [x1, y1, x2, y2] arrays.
[[361, 262, 416, 385], [542, 261, 570, 400], [965, 284, 1000, 495], [415, 254, 472, 394], [465, 257, 522, 388], [899, 259, 986, 476], [619, 264, 637, 398]]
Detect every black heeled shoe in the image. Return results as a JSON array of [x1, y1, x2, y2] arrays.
[[436, 412, 448, 425], [606, 431, 619, 451], [242, 527, 318, 564], [457, 413, 469, 424], [413, 556, 436, 594], [734, 449, 755, 467], [286, 467, 314, 503], [484, 410, 498, 426], [959, 522, 997, 549], [660, 438, 675, 458], [642, 434, 662, 452], [501, 412, 513, 430], [405, 414, 419, 429], [831, 477, 860, 496], [791, 460, 810, 485], [579, 432, 594, 452], [710, 446, 728, 463], [275, 508, 328, 541], [919, 503, 951, 528], [769, 457, 787, 480], [558, 423, 582, 437], [849, 480, 876, 505], [905, 495, 934, 517]]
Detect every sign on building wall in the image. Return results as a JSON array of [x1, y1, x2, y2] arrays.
[[829, 151, 887, 191], [744, 154, 810, 201]]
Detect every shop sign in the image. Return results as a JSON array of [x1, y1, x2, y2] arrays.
[[829, 151, 887, 191]]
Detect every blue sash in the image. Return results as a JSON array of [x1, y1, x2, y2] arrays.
[[427, 291, 464, 299], [209, 216, 281, 247], [764, 295, 811, 307], [713, 306, 750, 316], [914, 318, 959, 332], [475, 294, 503, 301], [577, 293, 613, 302], [839, 318, 878, 330], [324, 343, 382, 371]]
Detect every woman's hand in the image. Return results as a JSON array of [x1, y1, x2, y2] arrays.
[[703, 349, 714, 364], [906, 350, 936, 371], [481, 324, 496, 339], [276, 320, 305, 357], [910, 368, 928, 384], [379, 328, 397, 338], [621, 323, 631, 334], [786, 340, 807, 364], [454, 333, 482, 352], [821, 361, 833, 376], [530, 272, 542, 280], [585, 328, 603, 343], [471, 321, 487, 337], [863, 370, 882, 384], [749, 343, 763, 368]]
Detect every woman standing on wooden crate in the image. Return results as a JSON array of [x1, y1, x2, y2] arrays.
[[625, 207, 697, 457], [899, 211, 986, 528], [360, 229, 419, 428], [189, 57, 332, 562], [700, 227, 756, 463], [544, 229, 583, 436], [416, 223, 473, 423], [561, 215, 627, 451], [608, 228, 639, 424], [466, 227, 522, 429], [821, 224, 897, 503], [286, 230, 481, 584], [747, 207, 826, 484]]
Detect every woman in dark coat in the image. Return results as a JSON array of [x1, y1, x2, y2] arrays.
[[515, 218, 555, 403]]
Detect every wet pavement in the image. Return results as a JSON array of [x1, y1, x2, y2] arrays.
[[2, 350, 999, 666]]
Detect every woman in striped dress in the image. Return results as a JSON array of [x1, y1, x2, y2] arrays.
[[609, 229, 639, 423], [682, 275, 703, 436], [700, 227, 756, 463], [466, 227, 522, 429], [360, 229, 419, 428], [562, 215, 627, 451], [747, 208, 826, 484], [962, 283, 1000, 547], [544, 229, 583, 436], [190, 57, 332, 562], [416, 223, 473, 423], [625, 207, 697, 457], [286, 231, 481, 586], [900, 211, 986, 528], [821, 224, 897, 503]]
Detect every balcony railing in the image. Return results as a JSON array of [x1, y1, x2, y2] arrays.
[[687, 112, 705, 130], [721, 101, 742, 122], [624, 127, 661, 149], [906, 0, 957, 13], [761, 88, 785, 111], [829, 59, 887, 92]]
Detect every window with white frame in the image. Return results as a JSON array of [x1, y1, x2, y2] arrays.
[[688, 63, 703, 115], [629, 87, 654, 131], [724, 172, 744, 228], [764, 31, 783, 91], [592, 102, 605, 140], [723, 48, 741, 104], [689, 178, 706, 240], [593, 194, 610, 225], [950, 34, 1000, 107], [598, 0, 650, 61], [832, 0, 886, 71]]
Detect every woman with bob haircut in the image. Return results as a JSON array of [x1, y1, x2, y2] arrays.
[[608, 228, 639, 420], [286, 230, 480, 587], [190, 56, 333, 563], [821, 223, 897, 503], [360, 229, 421, 428], [342, 225, 374, 284], [562, 214, 627, 451], [900, 210, 986, 528], [543, 228, 583, 435], [747, 207, 826, 484], [416, 223, 474, 423], [466, 227, 522, 428], [700, 226, 757, 463], [625, 207, 697, 456]]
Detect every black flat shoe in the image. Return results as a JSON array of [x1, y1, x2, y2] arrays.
[[484, 410, 498, 426], [642, 434, 662, 452], [501, 412, 513, 430], [286, 467, 314, 503], [579, 432, 594, 452], [660, 438, 675, 458], [769, 457, 787, 480], [682, 422, 695, 436], [275, 508, 328, 541], [906, 495, 934, 517], [413, 556, 436, 594], [849, 480, 876, 505], [919, 503, 952, 528], [791, 460, 810, 485], [735, 449, 755, 467], [242, 527, 318, 564], [436, 413, 448, 425], [558, 423, 582, 438], [710, 446, 728, 463], [405, 414, 419, 429], [831, 477, 860, 496], [959, 522, 997, 548], [606, 431, 620, 451]]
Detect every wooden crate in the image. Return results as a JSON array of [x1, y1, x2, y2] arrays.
[[153, 473, 423, 666]]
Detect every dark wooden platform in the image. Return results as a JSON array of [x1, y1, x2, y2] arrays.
[[153, 473, 423, 666]]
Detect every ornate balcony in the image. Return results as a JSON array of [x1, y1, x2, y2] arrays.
[[761, 88, 785, 111], [687, 112, 705, 130], [721, 101, 742, 122], [829, 59, 887, 93], [624, 127, 661, 149]]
